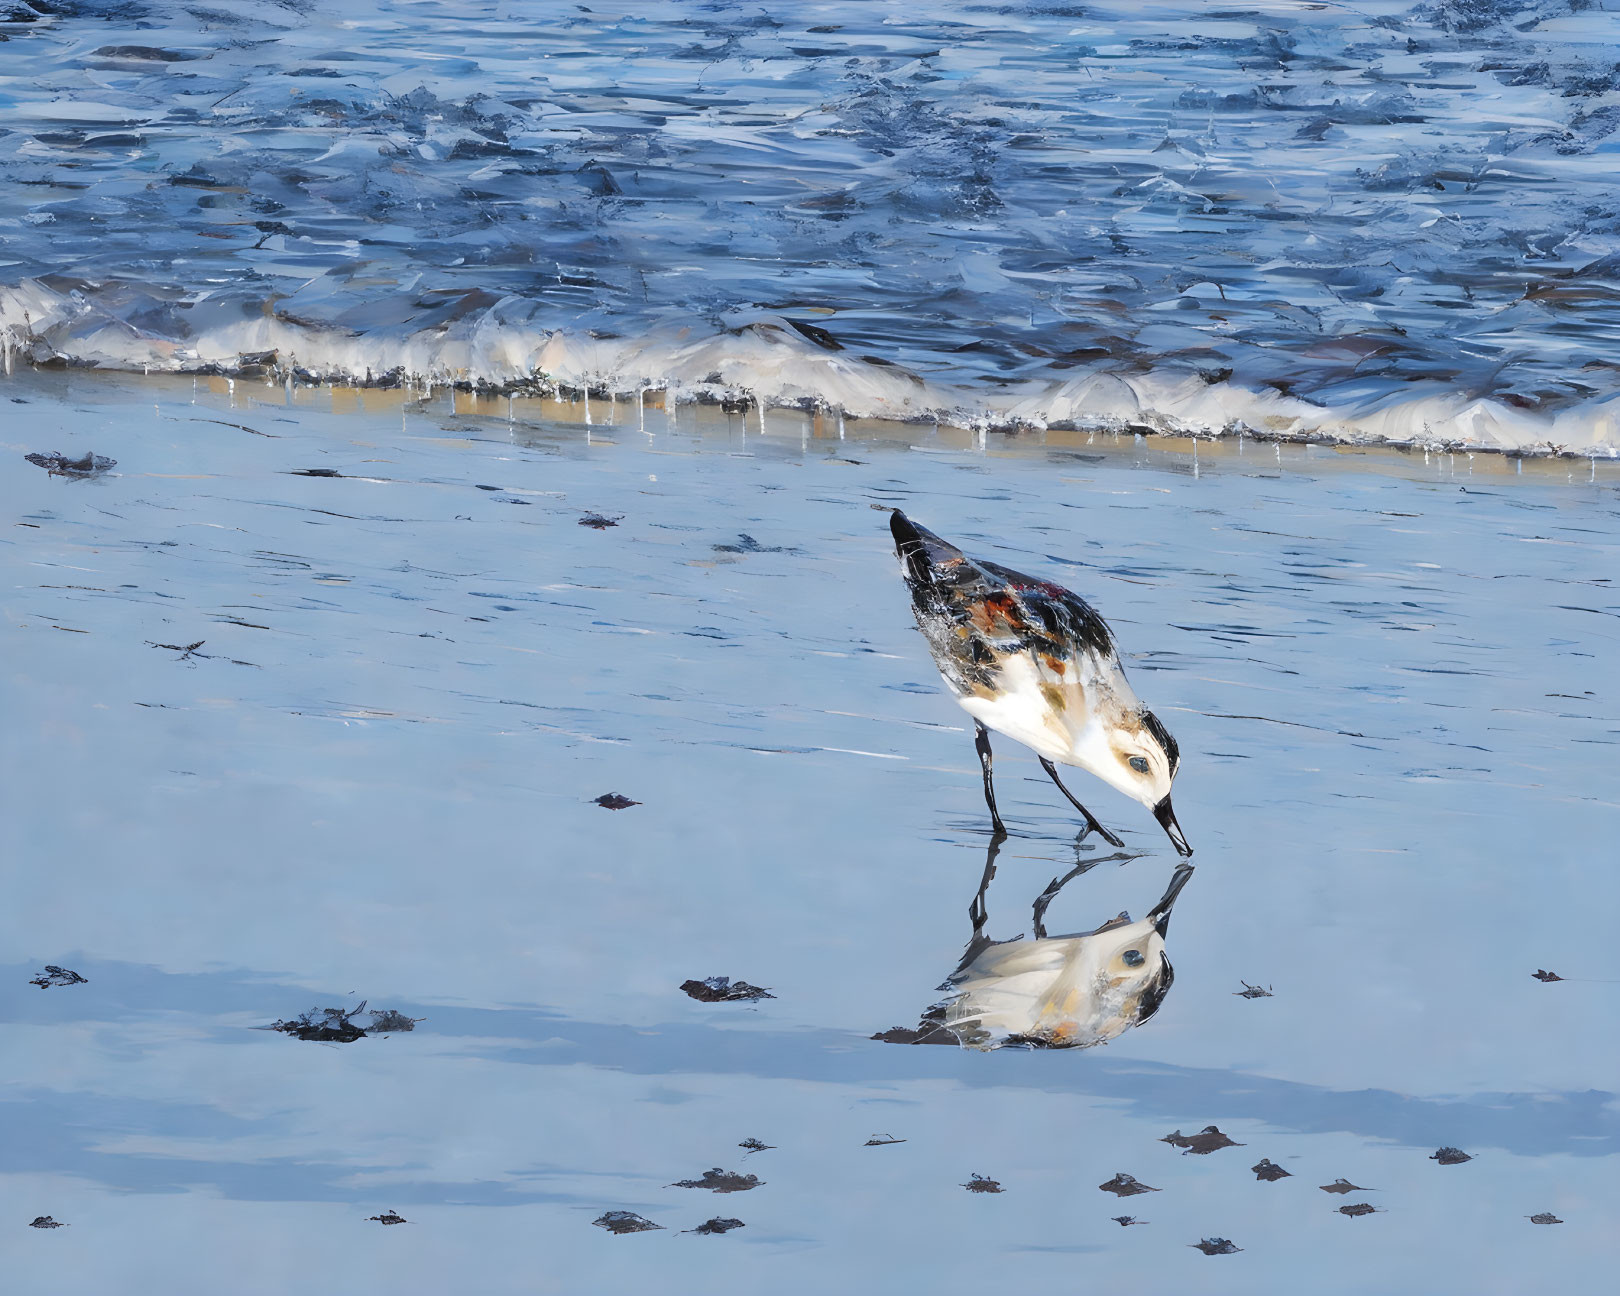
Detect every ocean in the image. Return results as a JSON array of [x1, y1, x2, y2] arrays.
[[5, 0, 1620, 452]]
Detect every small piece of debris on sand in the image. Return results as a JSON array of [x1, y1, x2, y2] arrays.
[[579, 513, 620, 529], [149, 640, 208, 660], [963, 1174, 1003, 1194], [1252, 1158, 1292, 1182], [864, 1135, 906, 1147], [264, 1002, 423, 1043], [1431, 1147, 1472, 1165], [739, 1138, 773, 1153], [693, 1217, 745, 1235], [29, 1216, 66, 1229], [680, 976, 774, 1003], [1112, 1216, 1146, 1226], [712, 534, 796, 554], [1532, 969, 1563, 982], [1337, 1203, 1380, 1217], [593, 1211, 662, 1234], [1099, 1173, 1159, 1197], [30, 966, 88, 989], [594, 793, 640, 810], [25, 451, 116, 478], [669, 1169, 761, 1194], [1320, 1179, 1372, 1194], [367, 1211, 407, 1225], [1192, 1238, 1241, 1255], [1527, 1213, 1563, 1225], [1162, 1126, 1244, 1155], [1234, 981, 1274, 998]]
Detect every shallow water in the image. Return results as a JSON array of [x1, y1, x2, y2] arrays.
[[2, 369, 1616, 1292], [6, 1, 1620, 450]]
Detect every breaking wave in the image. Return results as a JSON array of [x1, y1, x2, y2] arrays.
[[5, 0, 1620, 456], [6, 278, 1617, 455]]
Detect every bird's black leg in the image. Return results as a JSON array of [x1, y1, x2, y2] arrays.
[[974, 722, 1008, 836], [1039, 757, 1125, 847]]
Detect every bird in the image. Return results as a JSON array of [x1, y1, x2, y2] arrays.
[[888, 509, 1191, 854]]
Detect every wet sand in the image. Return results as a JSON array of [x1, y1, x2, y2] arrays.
[[2, 369, 1616, 1294]]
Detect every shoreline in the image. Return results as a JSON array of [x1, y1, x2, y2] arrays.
[[6, 362, 1620, 478]]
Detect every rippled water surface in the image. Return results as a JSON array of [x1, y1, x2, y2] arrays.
[[6, 1, 1620, 449], [3, 370, 1617, 1292]]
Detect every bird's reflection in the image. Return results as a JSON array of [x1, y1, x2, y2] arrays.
[[880, 838, 1195, 1051]]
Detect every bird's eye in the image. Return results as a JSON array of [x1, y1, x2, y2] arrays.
[[1128, 756, 1150, 774], [1122, 949, 1145, 967]]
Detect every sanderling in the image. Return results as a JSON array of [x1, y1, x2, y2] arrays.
[[889, 510, 1191, 854]]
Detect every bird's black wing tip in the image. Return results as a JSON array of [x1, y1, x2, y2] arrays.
[[889, 509, 933, 586]]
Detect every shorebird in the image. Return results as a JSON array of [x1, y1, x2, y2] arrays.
[[889, 510, 1191, 854]]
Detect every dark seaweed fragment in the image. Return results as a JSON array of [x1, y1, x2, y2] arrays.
[[669, 1169, 761, 1194], [1112, 1215, 1145, 1226], [693, 1217, 745, 1235], [864, 1134, 906, 1147], [1338, 1202, 1380, 1217], [1252, 1158, 1292, 1182], [264, 1001, 421, 1043], [29, 1216, 66, 1229], [1528, 1212, 1563, 1225], [594, 793, 640, 809], [593, 1211, 662, 1234], [1099, 1173, 1159, 1196], [1234, 980, 1274, 998], [1532, 969, 1563, 982], [738, 1138, 773, 1154], [1192, 1237, 1241, 1254], [367, 1210, 407, 1225], [712, 533, 798, 554], [268, 1006, 368, 1043], [681, 977, 773, 1003], [1162, 1126, 1243, 1155], [1431, 1146, 1472, 1165], [291, 468, 346, 477], [1320, 1179, 1372, 1194], [29, 966, 87, 989], [149, 640, 207, 660], [24, 451, 115, 478], [579, 513, 620, 528], [963, 1173, 1002, 1194]]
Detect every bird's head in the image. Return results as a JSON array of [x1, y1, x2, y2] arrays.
[[1097, 709, 1190, 855]]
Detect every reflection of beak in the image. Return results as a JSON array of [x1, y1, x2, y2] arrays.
[[1154, 797, 1193, 857], [1148, 862, 1195, 937]]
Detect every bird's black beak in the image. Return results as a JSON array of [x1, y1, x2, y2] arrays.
[[1154, 797, 1193, 857], [1148, 862, 1196, 937]]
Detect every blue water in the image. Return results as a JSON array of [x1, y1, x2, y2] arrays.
[[5, 1, 1620, 450]]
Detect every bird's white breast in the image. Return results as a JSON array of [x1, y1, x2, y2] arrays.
[[953, 652, 1078, 761]]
